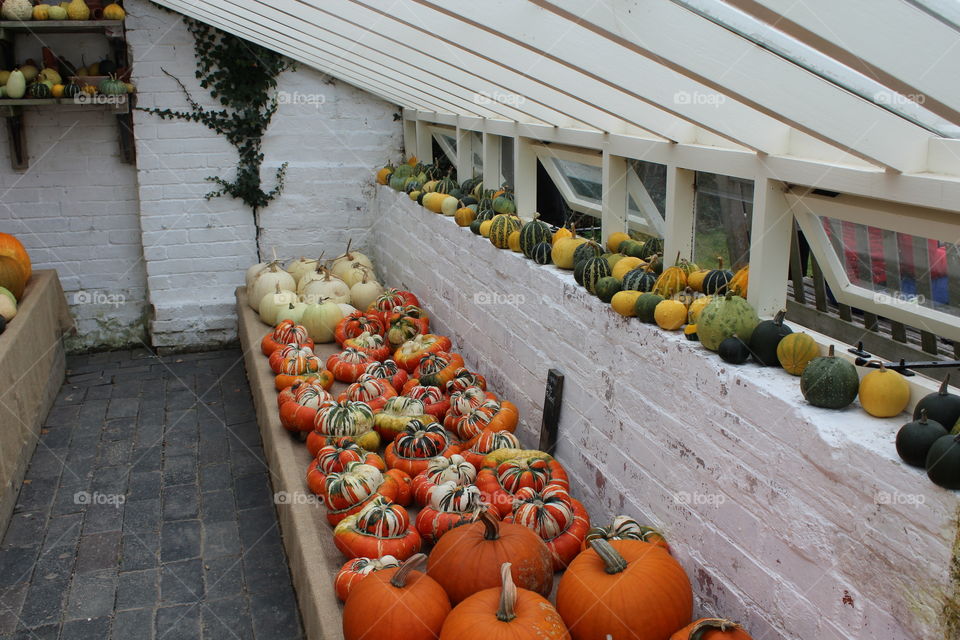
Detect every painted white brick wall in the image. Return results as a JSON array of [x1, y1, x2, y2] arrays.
[[0, 77, 148, 349], [126, 0, 402, 348], [373, 186, 957, 640]]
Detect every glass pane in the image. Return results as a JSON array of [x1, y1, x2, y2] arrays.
[[627, 159, 666, 239], [554, 158, 602, 203], [693, 172, 753, 270], [817, 217, 959, 317]]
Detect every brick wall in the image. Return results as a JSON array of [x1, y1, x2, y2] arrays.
[[125, 0, 402, 348], [372, 185, 957, 640]]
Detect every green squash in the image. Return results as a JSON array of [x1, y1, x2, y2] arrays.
[[581, 257, 611, 294], [392, 163, 416, 179], [604, 253, 627, 271], [913, 375, 960, 432], [594, 277, 622, 303], [573, 241, 604, 268], [469, 218, 484, 236], [696, 292, 760, 352], [619, 240, 646, 259], [638, 237, 664, 261], [926, 433, 960, 489], [800, 345, 859, 409], [634, 293, 664, 323], [703, 268, 734, 295], [749, 310, 793, 366], [718, 336, 751, 365], [519, 219, 552, 258], [489, 213, 521, 249], [435, 176, 458, 194], [28, 82, 52, 99], [492, 193, 516, 214], [896, 409, 948, 468], [389, 174, 408, 191], [531, 242, 552, 265], [647, 254, 664, 275], [621, 269, 656, 292], [574, 259, 588, 286]]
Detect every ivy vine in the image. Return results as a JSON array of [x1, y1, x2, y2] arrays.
[[139, 16, 295, 211]]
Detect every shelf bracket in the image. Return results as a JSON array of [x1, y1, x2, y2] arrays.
[[4, 107, 27, 171]]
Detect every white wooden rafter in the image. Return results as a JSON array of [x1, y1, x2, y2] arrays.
[[539, 0, 933, 171]]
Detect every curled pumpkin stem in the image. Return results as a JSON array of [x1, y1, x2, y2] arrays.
[[496, 563, 517, 622], [589, 538, 628, 575], [390, 553, 427, 588], [689, 618, 744, 640]]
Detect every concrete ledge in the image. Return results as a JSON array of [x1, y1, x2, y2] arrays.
[[236, 288, 345, 640]]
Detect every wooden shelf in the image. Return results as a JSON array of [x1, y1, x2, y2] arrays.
[[0, 95, 128, 114], [0, 20, 124, 39]]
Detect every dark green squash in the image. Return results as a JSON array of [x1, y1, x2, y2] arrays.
[[926, 433, 960, 489], [459, 195, 478, 207], [469, 218, 484, 236], [492, 193, 516, 214], [749, 310, 793, 366], [594, 277, 622, 303], [718, 336, 751, 365], [896, 410, 947, 468], [702, 258, 734, 295], [417, 191, 427, 206], [619, 240, 646, 259], [913, 375, 960, 433], [683, 324, 698, 341], [634, 293, 664, 323], [621, 269, 656, 292], [531, 242, 552, 265], [574, 259, 588, 286], [800, 345, 859, 409], [638, 237, 664, 261], [647, 254, 664, 275], [573, 241, 604, 267], [519, 219, 552, 258], [435, 176, 458, 194], [28, 82, 52, 99], [62, 83, 81, 99], [580, 257, 611, 294]]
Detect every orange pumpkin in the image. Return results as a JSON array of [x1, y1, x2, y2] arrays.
[[306, 438, 385, 496], [671, 618, 753, 640], [384, 420, 460, 477], [334, 555, 399, 602], [334, 311, 385, 346], [505, 484, 590, 570], [556, 539, 693, 640], [260, 320, 314, 356], [413, 351, 465, 388], [343, 331, 392, 361], [410, 454, 477, 506], [427, 510, 554, 605], [403, 385, 450, 420], [415, 482, 489, 544], [394, 334, 453, 372], [268, 344, 324, 375], [273, 370, 333, 391], [323, 462, 402, 526], [343, 554, 450, 640], [462, 429, 522, 469], [278, 381, 333, 432], [326, 348, 375, 383], [445, 368, 487, 393], [475, 449, 569, 517], [333, 495, 422, 560], [439, 562, 570, 639], [0, 233, 31, 298], [337, 375, 397, 412]]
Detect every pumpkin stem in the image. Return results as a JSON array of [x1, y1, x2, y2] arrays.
[[389, 553, 427, 588], [496, 563, 517, 622], [773, 309, 787, 325], [919, 408, 928, 423], [271, 246, 277, 262], [479, 509, 501, 540], [674, 250, 681, 266], [343, 237, 353, 260], [827, 344, 836, 358], [589, 538, 628, 574], [717, 256, 723, 270], [939, 374, 951, 396], [689, 618, 744, 640]]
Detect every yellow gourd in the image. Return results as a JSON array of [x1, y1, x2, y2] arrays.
[[552, 226, 574, 246], [687, 269, 709, 292], [550, 237, 588, 269], [776, 332, 819, 376], [611, 256, 646, 280], [51, 84, 64, 98], [687, 295, 712, 324], [611, 291, 642, 317], [507, 230, 522, 252], [454, 207, 475, 227], [479, 219, 494, 238], [730, 265, 749, 297], [606, 231, 631, 253], [33, 4, 50, 20], [858, 362, 910, 418], [67, 0, 91, 21], [103, 3, 126, 19], [654, 299, 687, 331]]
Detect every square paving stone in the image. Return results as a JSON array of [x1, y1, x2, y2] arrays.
[[25, 450, 65, 480], [116, 568, 159, 610], [14, 478, 57, 513], [120, 533, 159, 571], [202, 520, 241, 559], [127, 471, 161, 501], [123, 498, 161, 534], [2, 512, 46, 548], [198, 437, 228, 464], [233, 473, 272, 510], [160, 520, 200, 562], [160, 558, 204, 605], [80, 501, 124, 534], [201, 595, 253, 640], [162, 484, 198, 521], [0, 582, 28, 635], [98, 440, 134, 467], [203, 555, 244, 600], [156, 604, 200, 638], [198, 463, 230, 494], [91, 465, 129, 495], [60, 616, 110, 640], [64, 569, 116, 620], [84, 384, 113, 400], [162, 454, 197, 487], [75, 531, 120, 573], [41, 513, 82, 552], [43, 405, 81, 428], [236, 507, 279, 550], [250, 589, 303, 639], [244, 544, 291, 591], [130, 446, 162, 473], [0, 547, 40, 587], [200, 491, 235, 523], [112, 607, 153, 640], [18, 578, 68, 629], [107, 397, 140, 419], [33, 546, 74, 583], [12, 622, 59, 640], [229, 445, 268, 478], [56, 386, 86, 404]]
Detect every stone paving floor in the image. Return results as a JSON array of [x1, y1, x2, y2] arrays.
[[0, 348, 303, 639]]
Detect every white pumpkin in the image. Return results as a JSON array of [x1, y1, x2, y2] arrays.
[[287, 256, 320, 284], [337, 303, 357, 317], [245, 261, 270, 290], [258, 284, 299, 326], [5, 70, 26, 100], [301, 301, 343, 343], [300, 274, 351, 305], [0, 287, 17, 321], [330, 240, 374, 279], [2, 0, 34, 21], [276, 301, 307, 325], [249, 263, 295, 313], [349, 272, 383, 311], [297, 264, 330, 294]]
